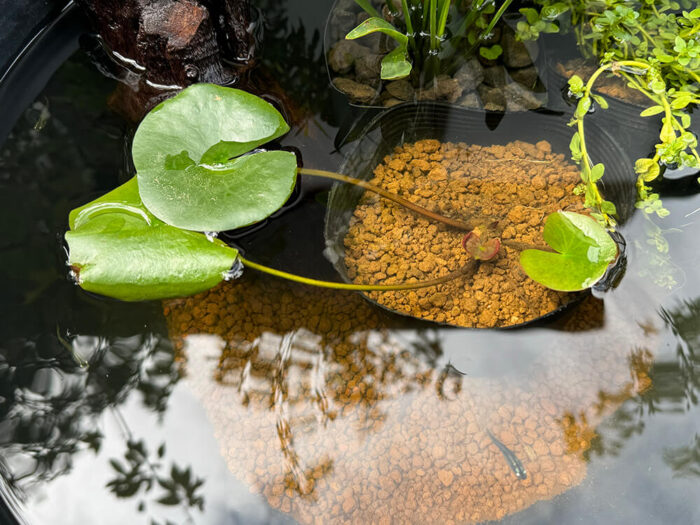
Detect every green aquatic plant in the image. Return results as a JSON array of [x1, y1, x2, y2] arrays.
[[66, 84, 475, 300], [567, 61, 700, 225], [65, 83, 619, 302], [132, 84, 297, 231], [516, 2, 700, 223], [66, 178, 239, 301], [346, 0, 514, 81], [517, 0, 699, 80], [519, 211, 618, 291]]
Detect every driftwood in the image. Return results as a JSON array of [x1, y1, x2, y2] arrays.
[[76, 0, 254, 118]]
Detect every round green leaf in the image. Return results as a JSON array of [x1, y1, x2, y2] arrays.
[[132, 84, 296, 231], [519, 211, 618, 291], [66, 178, 238, 301]]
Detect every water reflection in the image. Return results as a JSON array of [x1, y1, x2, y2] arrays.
[[105, 433, 205, 520], [0, 48, 300, 524], [663, 435, 700, 479], [1, 6, 699, 522], [0, 328, 188, 507], [165, 270, 662, 523]]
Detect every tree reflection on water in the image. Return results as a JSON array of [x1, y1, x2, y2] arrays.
[[583, 296, 700, 477], [0, 296, 207, 523], [163, 272, 695, 524]]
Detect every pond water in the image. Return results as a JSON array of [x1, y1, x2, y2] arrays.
[[1, 1, 699, 524]]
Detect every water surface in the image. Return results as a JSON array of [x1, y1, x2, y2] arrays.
[[0, 1, 699, 524]]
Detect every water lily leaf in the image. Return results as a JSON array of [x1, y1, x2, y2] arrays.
[[132, 84, 296, 231], [519, 211, 618, 291], [66, 178, 238, 301], [137, 149, 298, 232]]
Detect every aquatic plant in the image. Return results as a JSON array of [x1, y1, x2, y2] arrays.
[[345, 0, 515, 81], [519, 211, 618, 292], [567, 61, 700, 225], [66, 84, 472, 300], [517, 1, 700, 223], [132, 84, 297, 231], [66, 177, 240, 301], [65, 83, 618, 302]]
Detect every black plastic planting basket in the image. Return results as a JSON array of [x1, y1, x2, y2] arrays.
[[324, 1, 549, 111], [323, 102, 637, 328], [539, 34, 662, 156]]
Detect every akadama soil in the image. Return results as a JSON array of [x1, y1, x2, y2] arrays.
[[164, 276, 654, 525], [343, 138, 586, 327]]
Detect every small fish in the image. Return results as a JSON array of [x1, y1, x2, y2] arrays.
[[487, 429, 527, 480], [444, 362, 466, 376], [32, 99, 51, 132]]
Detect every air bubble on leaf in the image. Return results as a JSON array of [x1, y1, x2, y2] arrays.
[[69, 265, 81, 285], [224, 258, 244, 281]]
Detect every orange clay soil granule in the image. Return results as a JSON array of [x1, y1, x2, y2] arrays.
[[164, 274, 657, 525], [343, 138, 585, 327]]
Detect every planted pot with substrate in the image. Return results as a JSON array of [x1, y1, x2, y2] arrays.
[[538, 34, 661, 156], [324, 0, 548, 112], [324, 102, 635, 328], [64, 84, 627, 333]]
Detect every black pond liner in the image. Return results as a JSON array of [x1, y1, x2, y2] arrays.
[[323, 102, 636, 329]]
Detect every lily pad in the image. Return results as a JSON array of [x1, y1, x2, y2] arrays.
[[66, 178, 239, 301], [132, 84, 297, 232], [519, 211, 618, 292]]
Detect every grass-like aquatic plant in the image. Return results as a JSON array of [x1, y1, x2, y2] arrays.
[[346, 0, 515, 81], [65, 84, 618, 302]]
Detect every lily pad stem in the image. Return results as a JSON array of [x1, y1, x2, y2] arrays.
[[501, 240, 555, 253], [298, 168, 473, 230], [238, 255, 478, 291]]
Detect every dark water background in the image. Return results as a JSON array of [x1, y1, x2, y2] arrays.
[[0, 1, 699, 524]]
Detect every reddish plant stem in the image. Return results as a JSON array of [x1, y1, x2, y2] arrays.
[[298, 168, 475, 231], [299, 169, 555, 255]]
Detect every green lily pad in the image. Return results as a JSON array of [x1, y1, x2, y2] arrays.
[[66, 178, 239, 301], [132, 84, 297, 231], [519, 211, 618, 292]]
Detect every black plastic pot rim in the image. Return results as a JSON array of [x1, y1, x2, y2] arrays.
[[0, 2, 83, 146]]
